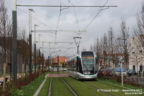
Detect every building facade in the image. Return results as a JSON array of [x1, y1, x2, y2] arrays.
[[0, 37, 30, 74], [50, 56, 69, 67], [128, 36, 144, 73]]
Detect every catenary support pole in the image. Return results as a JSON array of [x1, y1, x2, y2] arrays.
[[12, 0, 17, 81], [34, 24, 38, 72], [57, 56, 59, 72], [29, 9, 33, 74]]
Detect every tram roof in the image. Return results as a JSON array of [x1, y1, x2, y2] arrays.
[[66, 56, 81, 62]]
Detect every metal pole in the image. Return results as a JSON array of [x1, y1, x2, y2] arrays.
[[120, 58, 123, 87], [42, 54, 44, 71], [16, 4, 118, 8], [73, 37, 81, 55], [48, 56, 50, 71], [38, 50, 41, 70], [48, 42, 51, 71], [12, 0, 17, 81], [57, 56, 59, 72], [77, 45, 79, 55], [34, 25, 37, 72], [34, 44, 36, 72], [29, 9, 33, 74]]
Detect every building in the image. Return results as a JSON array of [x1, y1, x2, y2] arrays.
[[128, 36, 144, 73], [101, 52, 124, 68], [0, 37, 30, 74], [50, 56, 69, 67]]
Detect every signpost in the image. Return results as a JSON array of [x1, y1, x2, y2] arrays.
[[120, 57, 124, 87]]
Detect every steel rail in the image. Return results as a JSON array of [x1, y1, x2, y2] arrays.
[[61, 78, 78, 96], [48, 78, 53, 96]]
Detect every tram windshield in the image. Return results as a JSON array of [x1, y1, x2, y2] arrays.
[[82, 52, 94, 71]]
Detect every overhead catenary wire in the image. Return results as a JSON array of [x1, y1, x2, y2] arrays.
[[67, 0, 80, 34], [55, 0, 62, 42], [85, 0, 112, 29], [16, 0, 117, 57], [17, 7, 50, 27], [67, 0, 79, 26]]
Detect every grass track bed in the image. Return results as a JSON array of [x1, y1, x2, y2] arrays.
[[64, 77, 105, 96], [51, 78, 73, 96], [85, 81, 124, 96], [38, 78, 50, 96], [65, 77, 144, 96], [97, 79, 144, 96]]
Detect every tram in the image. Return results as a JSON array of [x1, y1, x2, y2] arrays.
[[67, 51, 98, 80]]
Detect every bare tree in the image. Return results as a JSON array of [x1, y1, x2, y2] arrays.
[[0, 0, 12, 89], [136, 4, 144, 49], [108, 27, 114, 66], [120, 19, 129, 71], [103, 34, 108, 66], [132, 4, 144, 76], [21, 30, 27, 74]]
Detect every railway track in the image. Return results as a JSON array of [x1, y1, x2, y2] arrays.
[[61, 78, 78, 96], [48, 77, 78, 96], [48, 78, 53, 96]]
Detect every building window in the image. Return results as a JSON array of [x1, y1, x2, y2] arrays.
[[139, 50, 142, 53], [140, 65, 142, 72]]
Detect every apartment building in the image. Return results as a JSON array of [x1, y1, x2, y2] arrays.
[[128, 36, 144, 73]]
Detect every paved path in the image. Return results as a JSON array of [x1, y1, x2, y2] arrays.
[[33, 73, 69, 96], [33, 78, 47, 96]]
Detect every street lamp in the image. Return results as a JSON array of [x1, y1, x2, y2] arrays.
[[117, 37, 126, 88], [29, 9, 34, 74], [34, 24, 38, 72], [73, 36, 82, 55]]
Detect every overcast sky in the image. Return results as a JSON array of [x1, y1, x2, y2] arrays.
[[6, 0, 143, 58]]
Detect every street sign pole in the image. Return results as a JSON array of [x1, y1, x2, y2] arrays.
[[120, 57, 124, 87]]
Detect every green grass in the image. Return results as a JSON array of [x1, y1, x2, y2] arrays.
[[86, 79, 144, 96], [10, 72, 48, 96], [100, 79, 144, 95], [38, 78, 50, 96], [99, 79, 142, 89], [20, 72, 48, 96], [85, 80, 125, 96], [65, 77, 144, 96], [51, 78, 73, 96], [64, 77, 105, 96], [10, 72, 143, 96]]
